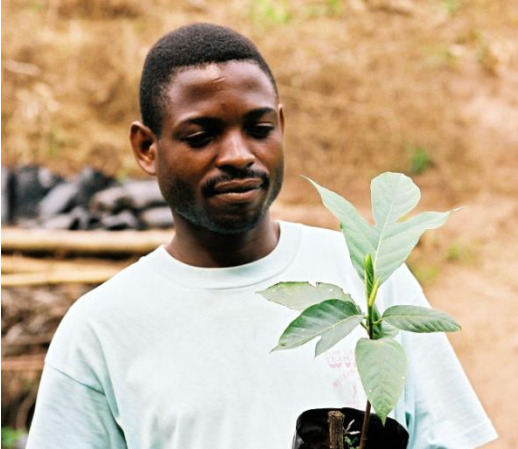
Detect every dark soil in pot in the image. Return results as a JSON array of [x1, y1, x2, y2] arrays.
[[292, 407, 409, 449]]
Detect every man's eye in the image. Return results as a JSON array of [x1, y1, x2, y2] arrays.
[[248, 125, 273, 139], [183, 132, 213, 148]]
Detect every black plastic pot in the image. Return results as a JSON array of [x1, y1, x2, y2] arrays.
[[292, 408, 408, 449]]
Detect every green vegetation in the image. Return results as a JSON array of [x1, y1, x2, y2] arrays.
[[1, 427, 26, 449], [408, 146, 432, 175], [446, 241, 479, 264], [260, 172, 460, 448], [250, 0, 292, 25], [407, 259, 440, 286], [441, 0, 462, 15]]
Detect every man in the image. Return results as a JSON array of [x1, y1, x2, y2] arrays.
[[27, 23, 497, 449]]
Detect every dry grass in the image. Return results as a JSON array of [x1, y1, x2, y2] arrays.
[[3, 0, 517, 203]]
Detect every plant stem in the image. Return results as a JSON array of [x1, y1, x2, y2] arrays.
[[358, 400, 371, 449], [358, 281, 377, 449]]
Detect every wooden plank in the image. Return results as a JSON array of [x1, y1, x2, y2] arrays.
[[2, 334, 55, 347], [1, 254, 130, 274], [1, 228, 171, 256], [1, 355, 45, 371], [2, 268, 121, 287]]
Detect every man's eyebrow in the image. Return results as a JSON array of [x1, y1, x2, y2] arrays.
[[179, 116, 221, 127], [177, 107, 277, 128], [244, 107, 277, 120]]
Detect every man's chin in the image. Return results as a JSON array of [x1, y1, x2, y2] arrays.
[[177, 208, 268, 235], [201, 214, 266, 235], [171, 182, 280, 235]]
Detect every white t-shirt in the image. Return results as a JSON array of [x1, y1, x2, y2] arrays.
[[26, 222, 497, 449]]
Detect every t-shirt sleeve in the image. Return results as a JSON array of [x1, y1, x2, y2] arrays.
[[26, 291, 127, 449], [392, 265, 498, 449], [26, 364, 127, 449]]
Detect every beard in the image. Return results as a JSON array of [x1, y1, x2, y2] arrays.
[[158, 164, 283, 235]]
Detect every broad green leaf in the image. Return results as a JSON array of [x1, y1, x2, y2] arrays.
[[258, 282, 356, 311], [382, 305, 461, 333], [355, 338, 406, 424], [372, 210, 451, 282], [309, 173, 453, 284], [273, 300, 364, 356], [371, 172, 420, 231], [306, 178, 377, 277]]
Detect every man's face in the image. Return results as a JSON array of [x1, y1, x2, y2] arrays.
[[154, 61, 284, 234]]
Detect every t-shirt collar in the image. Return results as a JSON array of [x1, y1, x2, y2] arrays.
[[143, 221, 301, 290]]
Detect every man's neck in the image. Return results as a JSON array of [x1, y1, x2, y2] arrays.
[[165, 214, 280, 268]]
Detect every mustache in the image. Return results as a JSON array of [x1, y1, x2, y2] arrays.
[[202, 168, 270, 196]]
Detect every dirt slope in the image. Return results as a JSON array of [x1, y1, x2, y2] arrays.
[[2, 1, 518, 447]]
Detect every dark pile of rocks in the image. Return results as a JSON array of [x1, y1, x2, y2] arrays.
[[1, 165, 173, 230]]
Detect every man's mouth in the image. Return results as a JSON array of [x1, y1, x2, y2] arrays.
[[212, 178, 264, 195], [205, 178, 265, 204]]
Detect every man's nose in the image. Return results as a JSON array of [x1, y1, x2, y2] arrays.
[[215, 131, 255, 170]]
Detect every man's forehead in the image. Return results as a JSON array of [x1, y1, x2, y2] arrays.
[[174, 63, 224, 82], [196, 63, 224, 79], [167, 61, 275, 96]]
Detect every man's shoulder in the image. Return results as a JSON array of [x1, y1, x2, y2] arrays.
[[283, 220, 343, 239], [280, 221, 352, 271], [286, 221, 348, 250], [67, 247, 164, 315], [47, 247, 165, 355]]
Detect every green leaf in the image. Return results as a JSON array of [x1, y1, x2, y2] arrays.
[[364, 254, 375, 298], [306, 177, 378, 276], [355, 338, 406, 424], [371, 305, 399, 340], [273, 299, 364, 356], [308, 173, 452, 284], [258, 281, 356, 311], [382, 305, 461, 333]]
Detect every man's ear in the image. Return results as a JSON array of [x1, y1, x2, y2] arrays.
[[130, 121, 158, 176], [278, 104, 285, 134]]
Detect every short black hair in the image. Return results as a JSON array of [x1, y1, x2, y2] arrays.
[[139, 23, 278, 136]]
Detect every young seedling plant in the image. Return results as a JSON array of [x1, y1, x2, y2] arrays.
[[259, 172, 461, 449]]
